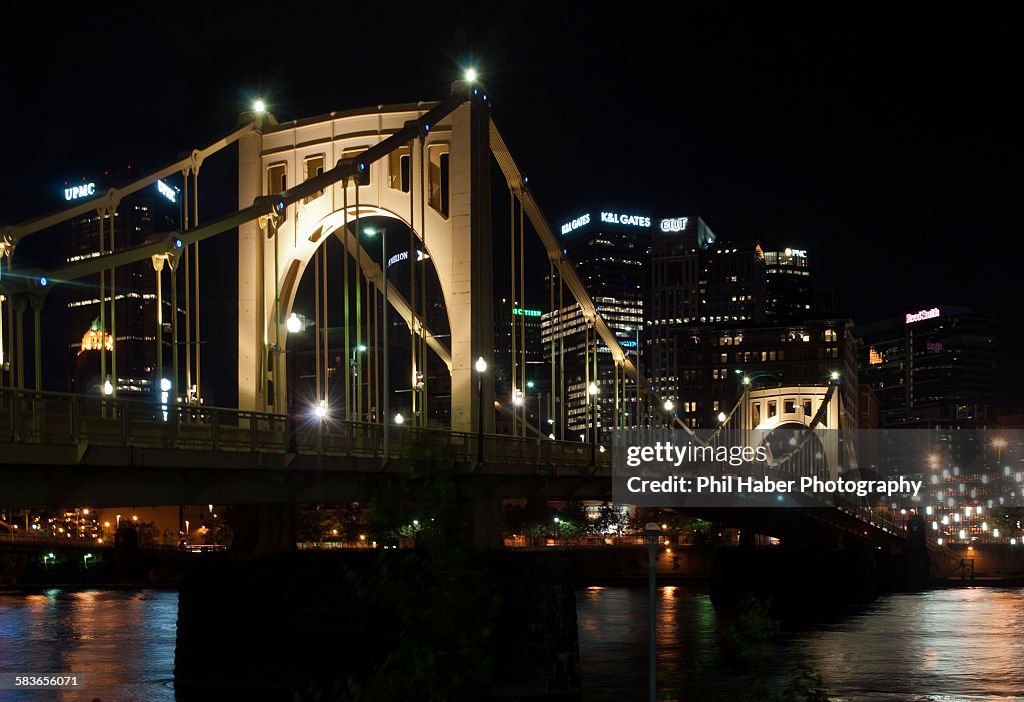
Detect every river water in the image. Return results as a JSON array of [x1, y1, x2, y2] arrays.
[[1, 586, 1022, 701]]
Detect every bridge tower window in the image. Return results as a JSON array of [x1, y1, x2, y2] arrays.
[[267, 162, 288, 222], [767, 400, 777, 418], [428, 143, 450, 217], [303, 155, 325, 203], [388, 146, 411, 192]]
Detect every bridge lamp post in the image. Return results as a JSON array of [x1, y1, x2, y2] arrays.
[[476, 356, 487, 463], [642, 522, 662, 702], [663, 399, 674, 428], [350, 344, 367, 421], [588, 382, 599, 466], [364, 227, 389, 460]]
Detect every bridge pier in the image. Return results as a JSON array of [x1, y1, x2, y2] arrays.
[[228, 503, 297, 555], [469, 494, 504, 551]]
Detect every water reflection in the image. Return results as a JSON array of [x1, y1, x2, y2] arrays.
[[1, 586, 1022, 701], [578, 585, 1024, 701], [0, 589, 177, 702]]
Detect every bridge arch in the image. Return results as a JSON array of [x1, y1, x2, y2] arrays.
[[238, 102, 494, 431]]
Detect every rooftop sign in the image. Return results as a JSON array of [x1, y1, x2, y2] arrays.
[[600, 211, 650, 228], [64, 183, 96, 201], [906, 307, 940, 324], [659, 217, 688, 232], [560, 213, 591, 235]]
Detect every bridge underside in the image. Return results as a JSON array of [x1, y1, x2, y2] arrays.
[[0, 445, 611, 507]]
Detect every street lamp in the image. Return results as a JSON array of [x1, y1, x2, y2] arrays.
[[476, 356, 487, 462], [350, 344, 367, 421], [642, 522, 662, 702], [588, 382, 599, 466], [364, 226, 389, 460]]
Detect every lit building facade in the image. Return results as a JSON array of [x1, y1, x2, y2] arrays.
[[856, 306, 998, 428], [659, 319, 858, 429]]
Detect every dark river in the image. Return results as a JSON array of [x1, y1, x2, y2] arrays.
[[1, 586, 1022, 701]]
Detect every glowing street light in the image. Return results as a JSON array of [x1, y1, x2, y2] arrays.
[[663, 399, 674, 413], [476, 356, 488, 462], [830, 371, 840, 381], [717, 411, 728, 424], [102, 378, 113, 396], [394, 413, 404, 425], [286, 313, 302, 334], [464, 68, 477, 83], [253, 99, 266, 114], [314, 401, 328, 420]]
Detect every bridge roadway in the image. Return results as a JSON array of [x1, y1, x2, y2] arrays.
[[0, 388, 903, 548], [0, 387, 610, 507]]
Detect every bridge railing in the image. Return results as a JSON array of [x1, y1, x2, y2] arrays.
[[0, 387, 612, 471], [0, 386, 288, 452]]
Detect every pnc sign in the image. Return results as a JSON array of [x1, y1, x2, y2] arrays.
[[906, 307, 940, 324], [64, 183, 96, 201], [156, 180, 177, 203]]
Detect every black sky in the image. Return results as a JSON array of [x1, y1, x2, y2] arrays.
[[2, 4, 1020, 408]]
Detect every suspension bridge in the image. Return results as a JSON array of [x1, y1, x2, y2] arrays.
[[0, 79, 901, 547]]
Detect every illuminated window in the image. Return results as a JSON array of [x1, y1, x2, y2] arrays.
[[768, 401, 777, 418], [824, 329, 837, 342], [428, 143, 450, 216], [868, 347, 884, 365], [388, 146, 411, 192], [267, 162, 287, 222], [303, 155, 325, 204]]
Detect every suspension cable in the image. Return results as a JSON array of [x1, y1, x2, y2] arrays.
[[183, 170, 191, 399], [193, 168, 201, 402]]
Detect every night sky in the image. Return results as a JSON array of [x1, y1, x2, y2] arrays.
[[2, 5, 1019, 410]]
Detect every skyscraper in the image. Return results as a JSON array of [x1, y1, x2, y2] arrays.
[[542, 207, 647, 440], [61, 172, 182, 397]]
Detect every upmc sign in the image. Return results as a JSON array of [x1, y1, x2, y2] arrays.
[[905, 307, 940, 324]]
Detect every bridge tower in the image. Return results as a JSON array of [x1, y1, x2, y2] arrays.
[[741, 384, 844, 479], [237, 96, 494, 432]]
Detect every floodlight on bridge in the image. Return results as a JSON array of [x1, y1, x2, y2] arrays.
[[717, 411, 728, 423], [314, 401, 328, 420], [830, 371, 840, 381], [475, 356, 487, 373], [286, 313, 302, 334], [102, 378, 113, 396], [663, 399, 674, 412], [464, 68, 478, 83], [253, 99, 266, 114]]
